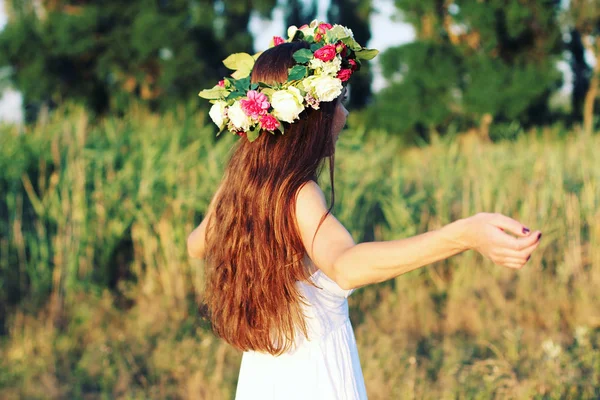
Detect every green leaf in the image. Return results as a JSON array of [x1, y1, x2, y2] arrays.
[[355, 48, 379, 60], [198, 87, 228, 100], [277, 121, 285, 135], [234, 76, 251, 91], [247, 129, 260, 142], [226, 90, 246, 100], [223, 52, 255, 79], [326, 26, 351, 42], [310, 43, 324, 52], [250, 83, 259, 90], [287, 65, 308, 82], [223, 52, 255, 71], [261, 88, 275, 98], [341, 37, 362, 52], [293, 49, 314, 64]]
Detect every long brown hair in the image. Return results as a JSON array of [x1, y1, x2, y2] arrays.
[[204, 41, 338, 355]]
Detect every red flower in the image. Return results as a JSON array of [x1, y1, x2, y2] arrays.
[[348, 59, 358, 71], [273, 36, 285, 46], [240, 90, 270, 119], [335, 42, 348, 57], [218, 79, 225, 87], [337, 69, 353, 82], [315, 23, 333, 41], [314, 44, 337, 62], [259, 114, 280, 131]]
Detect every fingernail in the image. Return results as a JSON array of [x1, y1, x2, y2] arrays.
[[522, 227, 530, 235], [537, 232, 542, 240]]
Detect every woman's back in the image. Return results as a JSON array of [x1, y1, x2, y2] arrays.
[[189, 19, 542, 400], [235, 269, 367, 400]]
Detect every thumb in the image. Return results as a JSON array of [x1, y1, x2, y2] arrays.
[[491, 214, 531, 237]]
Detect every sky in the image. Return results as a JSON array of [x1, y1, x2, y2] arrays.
[[0, 0, 415, 123]]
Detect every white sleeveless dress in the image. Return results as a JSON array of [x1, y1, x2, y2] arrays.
[[235, 269, 368, 399]]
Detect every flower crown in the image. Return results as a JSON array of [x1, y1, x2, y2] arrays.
[[199, 20, 379, 142]]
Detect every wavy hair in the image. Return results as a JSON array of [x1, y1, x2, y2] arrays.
[[203, 41, 338, 355]]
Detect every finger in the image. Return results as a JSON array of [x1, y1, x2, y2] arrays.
[[503, 256, 529, 265], [491, 214, 532, 237], [503, 261, 526, 270], [513, 230, 542, 251], [514, 236, 542, 258], [497, 232, 541, 257]]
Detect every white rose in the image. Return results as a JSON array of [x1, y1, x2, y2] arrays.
[[271, 87, 305, 123], [309, 56, 341, 76], [228, 101, 252, 131], [208, 101, 227, 129], [287, 25, 298, 39], [305, 75, 343, 102], [332, 24, 354, 39], [299, 25, 314, 38]]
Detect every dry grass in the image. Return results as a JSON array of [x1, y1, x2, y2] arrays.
[[0, 105, 598, 399]]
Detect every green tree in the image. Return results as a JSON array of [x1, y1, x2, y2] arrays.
[[328, 0, 374, 109], [284, 0, 318, 32], [565, 0, 600, 135], [0, 0, 276, 118], [372, 0, 562, 140]]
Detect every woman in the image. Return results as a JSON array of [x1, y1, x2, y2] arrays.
[[188, 22, 542, 400]]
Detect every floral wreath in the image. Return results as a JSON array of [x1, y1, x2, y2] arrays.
[[199, 20, 379, 142]]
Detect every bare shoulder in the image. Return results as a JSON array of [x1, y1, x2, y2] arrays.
[[295, 180, 328, 218], [294, 180, 355, 278]]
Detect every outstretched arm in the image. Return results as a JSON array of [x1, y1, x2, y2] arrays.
[[295, 181, 542, 290]]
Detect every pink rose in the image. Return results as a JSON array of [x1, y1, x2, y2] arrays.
[[273, 36, 285, 46], [315, 23, 333, 41], [313, 44, 337, 62], [218, 79, 225, 87], [335, 42, 347, 57], [337, 69, 352, 82], [259, 114, 280, 131], [240, 90, 270, 119]]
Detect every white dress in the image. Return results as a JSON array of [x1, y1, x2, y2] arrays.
[[235, 269, 368, 400]]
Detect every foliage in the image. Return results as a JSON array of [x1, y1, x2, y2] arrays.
[[563, 0, 600, 134], [373, 0, 563, 139], [328, 0, 374, 109], [0, 0, 277, 119], [0, 106, 599, 398]]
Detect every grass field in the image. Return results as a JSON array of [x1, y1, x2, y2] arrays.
[[1, 104, 599, 399]]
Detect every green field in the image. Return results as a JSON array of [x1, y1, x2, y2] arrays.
[[1, 105, 599, 399]]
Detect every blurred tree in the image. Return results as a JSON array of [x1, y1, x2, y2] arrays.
[[0, 0, 276, 119], [284, 0, 318, 31], [328, 0, 373, 109], [565, 0, 600, 135], [372, 0, 562, 140]]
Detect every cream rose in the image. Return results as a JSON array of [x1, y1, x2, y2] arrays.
[[287, 25, 298, 39], [299, 24, 315, 38], [309, 56, 341, 76], [271, 87, 305, 123], [305, 75, 343, 102], [208, 101, 228, 129], [227, 100, 252, 131]]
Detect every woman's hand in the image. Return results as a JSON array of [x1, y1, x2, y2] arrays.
[[462, 213, 542, 269]]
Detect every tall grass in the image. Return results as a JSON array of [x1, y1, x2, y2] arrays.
[[0, 105, 598, 399]]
